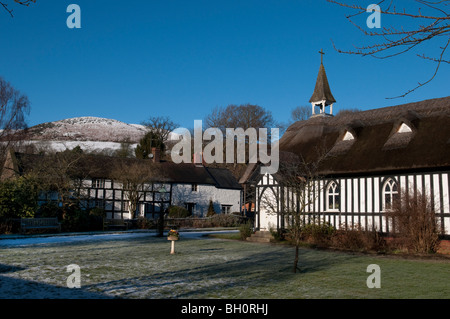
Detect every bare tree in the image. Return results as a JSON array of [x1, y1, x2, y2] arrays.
[[141, 116, 178, 143], [0, 77, 30, 167], [260, 149, 329, 273], [203, 103, 278, 175], [291, 105, 312, 122], [327, 0, 449, 98], [1, 0, 35, 17], [204, 104, 276, 133], [110, 158, 163, 220], [29, 148, 94, 217]]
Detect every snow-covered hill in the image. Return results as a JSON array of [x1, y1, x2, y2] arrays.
[[18, 116, 179, 154], [26, 116, 149, 143]]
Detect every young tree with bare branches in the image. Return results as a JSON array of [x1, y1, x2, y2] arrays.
[[260, 150, 329, 273], [110, 159, 163, 220], [327, 0, 449, 98]]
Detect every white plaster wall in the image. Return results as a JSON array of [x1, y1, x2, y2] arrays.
[[171, 183, 241, 217]]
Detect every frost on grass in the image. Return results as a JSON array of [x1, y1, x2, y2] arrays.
[[3, 231, 447, 299], [0, 232, 295, 299]]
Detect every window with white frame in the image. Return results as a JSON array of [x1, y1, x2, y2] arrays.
[[92, 179, 105, 188], [191, 184, 198, 192], [221, 205, 232, 214], [382, 178, 399, 211], [326, 181, 340, 211]]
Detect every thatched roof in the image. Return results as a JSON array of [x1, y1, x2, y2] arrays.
[[241, 96, 450, 183]]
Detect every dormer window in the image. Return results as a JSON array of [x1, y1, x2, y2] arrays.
[[397, 123, 412, 133], [343, 131, 355, 141]]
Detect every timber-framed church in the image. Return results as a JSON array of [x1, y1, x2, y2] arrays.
[[240, 55, 450, 236]]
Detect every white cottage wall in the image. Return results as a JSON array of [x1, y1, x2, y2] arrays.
[[171, 183, 241, 217]]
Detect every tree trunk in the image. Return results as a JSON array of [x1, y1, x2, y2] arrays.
[[293, 244, 299, 273]]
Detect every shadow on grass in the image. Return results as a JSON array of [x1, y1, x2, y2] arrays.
[[0, 275, 114, 299], [0, 263, 26, 274], [87, 238, 360, 298]]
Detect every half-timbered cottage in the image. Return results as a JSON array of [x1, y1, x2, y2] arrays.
[[1, 148, 242, 219]]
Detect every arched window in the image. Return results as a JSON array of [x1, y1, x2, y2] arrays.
[[326, 181, 340, 211], [383, 178, 399, 211]]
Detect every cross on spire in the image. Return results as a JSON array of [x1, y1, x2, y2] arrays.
[[319, 49, 325, 64]]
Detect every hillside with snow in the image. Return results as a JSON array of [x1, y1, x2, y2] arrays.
[[16, 117, 179, 154], [25, 117, 149, 143]]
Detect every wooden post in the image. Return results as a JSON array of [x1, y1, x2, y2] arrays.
[[170, 240, 175, 254]]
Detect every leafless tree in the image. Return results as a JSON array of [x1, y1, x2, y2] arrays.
[[0, 77, 30, 173], [204, 104, 276, 133], [28, 148, 94, 216], [1, 0, 35, 17], [141, 116, 178, 143], [260, 149, 329, 273], [290, 105, 312, 122], [110, 158, 163, 219], [203, 103, 278, 175], [327, 0, 449, 98]]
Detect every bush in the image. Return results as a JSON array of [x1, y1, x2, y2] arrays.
[[207, 200, 216, 217], [295, 218, 336, 247], [210, 214, 241, 227], [0, 177, 38, 219], [168, 206, 191, 218], [60, 205, 104, 232], [331, 224, 387, 252], [239, 221, 253, 240], [137, 216, 155, 229], [38, 202, 62, 218], [386, 191, 441, 254]]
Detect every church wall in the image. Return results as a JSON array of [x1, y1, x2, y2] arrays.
[[256, 170, 450, 235]]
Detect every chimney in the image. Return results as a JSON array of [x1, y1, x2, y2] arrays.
[[151, 147, 160, 163]]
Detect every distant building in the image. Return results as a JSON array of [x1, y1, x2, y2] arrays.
[[240, 54, 450, 236], [2, 148, 242, 219]]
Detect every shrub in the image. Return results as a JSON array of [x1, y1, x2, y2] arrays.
[[239, 221, 253, 240], [386, 190, 441, 254], [168, 206, 191, 218], [137, 216, 155, 229], [0, 177, 38, 219], [210, 214, 241, 227], [38, 202, 62, 218], [206, 200, 216, 217], [331, 224, 387, 252], [290, 218, 336, 246], [60, 205, 104, 232], [299, 218, 336, 247]]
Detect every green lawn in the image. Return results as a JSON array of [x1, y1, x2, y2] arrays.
[[0, 232, 449, 299]]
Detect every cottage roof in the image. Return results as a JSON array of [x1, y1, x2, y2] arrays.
[[240, 96, 450, 183], [281, 96, 450, 176], [4, 152, 242, 190]]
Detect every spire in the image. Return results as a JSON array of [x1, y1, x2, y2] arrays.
[[309, 49, 336, 116]]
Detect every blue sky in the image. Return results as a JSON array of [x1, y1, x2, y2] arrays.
[[1, 0, 448, 131]]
